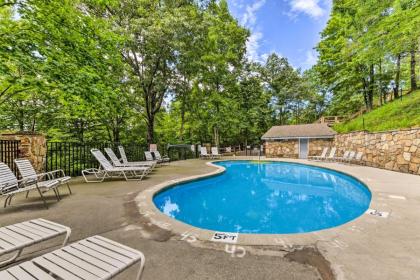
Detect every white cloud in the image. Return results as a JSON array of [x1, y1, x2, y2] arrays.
[[303, 50, 318, 68], [246, 31, 263, 62], [241, 0, 266, 26], [238, 0, 267, 62], [287, 0, 325, 19]]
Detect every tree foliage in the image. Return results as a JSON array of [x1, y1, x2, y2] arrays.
[[3, 0, 415, 147]]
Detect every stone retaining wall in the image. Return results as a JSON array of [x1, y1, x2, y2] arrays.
[[334, 128, 420, 175], [309, 139, 334, 156], [0, 133, 47, 173]]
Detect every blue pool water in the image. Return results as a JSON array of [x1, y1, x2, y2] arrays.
[[153, 161, 371, 234]]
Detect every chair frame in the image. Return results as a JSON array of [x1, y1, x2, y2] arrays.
[[0, 235, 145, 280], [308, 147, 329, 161], [153, 151, 170, 165], [105, 148, 154, 175], [211, 147, 222, 159], [0, 218, 71, 267], [200, 147, 211, 159], [0, 163, 59, 209], [119, 146, 157, 168], [14, 159, 72, 199]]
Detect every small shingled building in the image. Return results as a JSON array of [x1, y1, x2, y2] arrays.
[[262, 123, 336, 159]]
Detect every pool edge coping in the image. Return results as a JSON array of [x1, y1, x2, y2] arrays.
[[135, 158, 379, 246]]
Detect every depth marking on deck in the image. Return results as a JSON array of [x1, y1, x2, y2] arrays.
[[366, 208, 390, 218], [211, 232, 239, 244], [181, 231, 198, 243]]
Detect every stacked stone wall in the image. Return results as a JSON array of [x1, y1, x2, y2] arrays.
[[0, 133, 47, 173], [334, 128, 419, 175], [265, 138, 333, 158], [265, 140, 298, 158]]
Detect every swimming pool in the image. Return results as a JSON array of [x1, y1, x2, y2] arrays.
[[153, 161, 371, 234]]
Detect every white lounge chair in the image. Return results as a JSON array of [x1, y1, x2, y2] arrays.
[[0, 162, 59, 209], [200, 147, 211, 159], [82, 149, 149, 182], [105, 148, 154, 174], [333, 150, 350, 162], [325, 147, 337, 161], [0, 235, 145, 280], [144, 151, 160, 166], [119, 146, 158, 168], [153, 151, 170, 165], [349, 151, 364, 165], [0, 219, 71, 267], [342, 151, 356, 164], [211, 147, 222, 159], [14, 159, 72, 197], [308, 147, 328, 161]]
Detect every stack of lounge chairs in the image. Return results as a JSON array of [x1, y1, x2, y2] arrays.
[[83, 146, 172, 182], [83, 149, 151, 182], [309, 147, 364, 165], [0, 219, 145, 279]]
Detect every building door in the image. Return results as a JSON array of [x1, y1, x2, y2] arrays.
[[299, 138, 309, 159]]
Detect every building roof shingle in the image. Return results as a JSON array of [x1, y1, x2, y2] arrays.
[[262, 123, 336, 140]]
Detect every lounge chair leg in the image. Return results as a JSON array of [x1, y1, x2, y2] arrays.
[[56, 188, 61, 200], [4, 196, 10, 208], [136, 253, 146, 280], [66, 183, 72, 194], [26, 191, 30, 198], [8, 194, 14, 205], [53, 189, 60, 201], [36, 187, 48, 209]]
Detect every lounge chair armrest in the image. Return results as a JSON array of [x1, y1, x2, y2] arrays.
[[0, 182, 19, 194], [17, 177, 38, 187], [35, 172, 53, 180], [47, 169, 67, 178]]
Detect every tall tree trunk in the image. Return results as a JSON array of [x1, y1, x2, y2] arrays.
[[179, 91, 186, 141], [393, 54, 401, 99], [213, 126, 219, 147], [410, 49, 417, 91], [367, 64, 374, 111], [378, 60, 383, 105], [146, 116, 154, 145]]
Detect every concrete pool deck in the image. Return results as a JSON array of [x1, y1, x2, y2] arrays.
[[0, 157, 419, 279]]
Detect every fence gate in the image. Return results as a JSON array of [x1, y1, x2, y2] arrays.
[[0, 140, 20, 174]]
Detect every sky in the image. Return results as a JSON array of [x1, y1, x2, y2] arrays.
[[226, 0, 332, 70]]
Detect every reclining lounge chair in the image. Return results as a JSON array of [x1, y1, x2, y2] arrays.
[[82, 149, 149, 182], [119, 146, 158, 168], [0, 234, 145, 280], [0, 162, 59, 209], [14, 159, 72, 197], [308, 147, 328, 161], [105, 148, 155, 175], [0, 219, 71, 267]]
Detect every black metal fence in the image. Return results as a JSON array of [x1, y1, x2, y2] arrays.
[[166, 144, 198, 161], [0, 140, 20, 174], [45, 142, 147, 177]]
